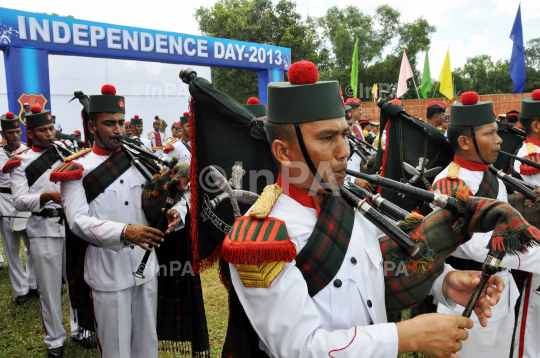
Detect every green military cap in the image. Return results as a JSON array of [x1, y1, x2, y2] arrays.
[[89, 84, 125, 114], [243, 97, 267, 118], [180, 112, 190, 125], [267, 61, 345, 124], [131, 115, 142, 126], [450, 91, 495, 127], [344, 105, 353, 121], [1, 112, 22, 130], [25, 105, 54, 128], [521, 90, 540, 117]]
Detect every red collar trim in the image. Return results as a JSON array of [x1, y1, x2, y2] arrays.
[[526, 137, 540, 148], [277, 174, 322, 216], [453, 155, 488, 172], [92, 145, 121, 156], [31, 146, 46, 152]]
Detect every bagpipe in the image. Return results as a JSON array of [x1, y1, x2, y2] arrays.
[[369, 99, 540, 314]]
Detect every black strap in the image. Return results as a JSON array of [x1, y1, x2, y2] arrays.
[[31, 208, 64, 217], [181, 138, 191, 152], [470, 126, 488, 165], [293, 123, 333, 193], [0, 187, 11, 194]]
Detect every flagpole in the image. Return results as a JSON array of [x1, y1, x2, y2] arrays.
[[431, 82, 440, 98], [411, 77, 421, 99]]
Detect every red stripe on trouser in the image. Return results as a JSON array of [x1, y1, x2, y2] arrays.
[[90, 289, 103, 358], [35, 284, 48, 336], [518, 273, 533, 358]]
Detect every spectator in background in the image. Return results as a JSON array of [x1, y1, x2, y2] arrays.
[[53, 115, 62, 132]]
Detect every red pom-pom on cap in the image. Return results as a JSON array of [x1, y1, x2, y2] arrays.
[[30, 105, 42, 114], [101, 84, 116, 95], [183, 112, 189, 116], [134, 115, 139, 119], [532, 89, 540, 101], [5, 112, 14, 119], [288, 60, 319, 85], [461, 91, 479, 105], [247, 97, 259, 105]]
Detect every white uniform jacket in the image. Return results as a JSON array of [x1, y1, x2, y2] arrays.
[[0, 143, 26, 216], [164, 139, 191, 164], [346, 151, 362, 183], [149, 131, 166, 156], [60, 145, 186, 292], [230, 175, 455, 358], [11, 146, 64, 238], [432, 160, 521, 322]]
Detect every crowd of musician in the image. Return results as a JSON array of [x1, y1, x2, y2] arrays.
[[0, 60, 539, 358]]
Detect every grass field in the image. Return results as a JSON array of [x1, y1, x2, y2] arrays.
[[0, 241, 425, 357]]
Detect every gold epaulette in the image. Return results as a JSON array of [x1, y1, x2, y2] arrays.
[[64, 148, 91, 163], [447, 162, 460, 179], [527, 142, 537, 155], [249, 184, 283, 219]]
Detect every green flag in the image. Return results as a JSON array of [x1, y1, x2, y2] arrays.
[[350, 37, 358, 97], [420, 51, 432, 99]]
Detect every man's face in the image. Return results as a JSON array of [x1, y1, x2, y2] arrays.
[[125, 127, 132, 136], [134, 124, 144, 136], [75, 134, 82, 140], [89, 112, 125, 150], [365, 124, 372, 132], [182, 123, 191, 140], [1, 128, 22, 147], [441, 121, 449, 130], [276, 117, 350, 194], [351, 107, 362, 121], [153, 122, 161, 131], [27, 123, 56, 148], [372, 126, 379, 135], [460, 122, 501, 164], [171, 127, 177, 137], [431, 112, 445, 127]]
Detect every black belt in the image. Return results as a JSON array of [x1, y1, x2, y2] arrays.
[[31, 208, 64, 218], [0, 187, 11, 194]]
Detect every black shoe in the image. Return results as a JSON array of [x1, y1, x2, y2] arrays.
[[47, 346, 64, 358], [73, 335, 98, 349], [15, 295, 27, 305], [28, 289, 39, 298]]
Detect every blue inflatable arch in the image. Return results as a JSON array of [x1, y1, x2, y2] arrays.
[[0, 7, 290, 141]]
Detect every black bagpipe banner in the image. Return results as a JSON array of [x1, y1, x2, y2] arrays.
[[373, 103, 454, 212], [187, 76, 278, 275]]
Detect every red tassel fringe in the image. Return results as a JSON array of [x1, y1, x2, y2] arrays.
[[198, 244, 222, 274], [2, 157, 21, 173], [377, 120, 390, 194], [221, 238, 297, 265], [187, 97, 202, 273], [520, 165, 540, 176], [50, 168, 83, 182]]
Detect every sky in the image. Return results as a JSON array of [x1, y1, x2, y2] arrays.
[[2, 0, 539, 77]]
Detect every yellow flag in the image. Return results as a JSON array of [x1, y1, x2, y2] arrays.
[[439, 48, 454, 99], [372, 83, 378, 102]]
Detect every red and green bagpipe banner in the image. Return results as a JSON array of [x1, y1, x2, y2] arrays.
[[373, 103, 454, 212], [492, 121, 524, 176], [187, 76, 278, 274]]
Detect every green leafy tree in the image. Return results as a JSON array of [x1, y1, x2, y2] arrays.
[[195, 0, 328, 103], [525, 37, 540, 70], [317, 6, 435, 100]]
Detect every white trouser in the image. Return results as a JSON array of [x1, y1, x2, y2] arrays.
[[512, 273, 540, 358], [91, 277, 158, 358], [30, 236, 80, 349], [0, 217, 36, 296]]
